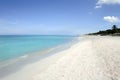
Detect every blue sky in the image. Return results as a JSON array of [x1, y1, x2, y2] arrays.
[[0, 0, 120, 35]]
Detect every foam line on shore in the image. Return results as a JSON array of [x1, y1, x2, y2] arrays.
[[1, 36, 120, 80]]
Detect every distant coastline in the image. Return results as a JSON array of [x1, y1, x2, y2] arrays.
[[87, 25, 120, 36]]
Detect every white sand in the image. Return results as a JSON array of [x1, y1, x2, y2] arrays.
[[1, 36, 120, 80]]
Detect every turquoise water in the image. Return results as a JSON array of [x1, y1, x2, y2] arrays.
[[0, 35, 74, 62]]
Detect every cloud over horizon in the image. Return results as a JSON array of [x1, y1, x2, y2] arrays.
[[95, 0, 120, 8], [104, 16, 120, 23]]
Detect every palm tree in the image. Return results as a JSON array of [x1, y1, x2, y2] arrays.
[[112, 25, 118, 33]]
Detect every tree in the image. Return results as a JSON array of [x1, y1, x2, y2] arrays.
[[87, 24, 120, 35], [112, 25, 118, 33]]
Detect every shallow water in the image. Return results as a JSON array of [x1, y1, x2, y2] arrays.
[[0, 35, 74, 62]]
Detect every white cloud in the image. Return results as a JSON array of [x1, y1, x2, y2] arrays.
[[104, 16, 120, 23], [95, 5, 102, 9], [95, 0, 120, 8]]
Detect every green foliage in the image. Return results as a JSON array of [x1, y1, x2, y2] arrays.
[[88, 25, 120, 36]]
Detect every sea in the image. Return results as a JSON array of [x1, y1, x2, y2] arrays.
[[0, 35, 76, 63]]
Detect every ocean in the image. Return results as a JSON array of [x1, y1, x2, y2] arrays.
[[0, 35, 75, 62]]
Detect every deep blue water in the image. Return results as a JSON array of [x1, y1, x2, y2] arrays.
[[0, 35, 74, 62]]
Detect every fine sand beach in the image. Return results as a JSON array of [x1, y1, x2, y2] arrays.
[[1, 36, 120, 80]]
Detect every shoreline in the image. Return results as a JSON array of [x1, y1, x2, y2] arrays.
[[1, 36, 120, 80], [0, 36, 79, 79]]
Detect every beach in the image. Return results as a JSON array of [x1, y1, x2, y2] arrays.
[[1, 36, 120, 80]]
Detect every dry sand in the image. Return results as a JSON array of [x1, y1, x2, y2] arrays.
[[1, 36, 120, 80]]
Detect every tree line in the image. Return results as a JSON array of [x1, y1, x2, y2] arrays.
[[88, 25, 120, 36]]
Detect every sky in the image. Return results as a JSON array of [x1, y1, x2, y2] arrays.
[[0, 0, 120, 35]]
